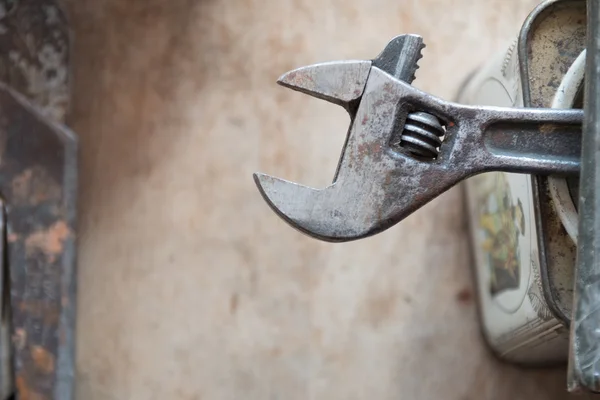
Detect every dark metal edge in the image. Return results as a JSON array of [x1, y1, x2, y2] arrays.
[[567, 0, 600, 391]]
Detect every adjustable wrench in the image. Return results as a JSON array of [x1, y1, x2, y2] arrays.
[[254, 35, 583, 242]]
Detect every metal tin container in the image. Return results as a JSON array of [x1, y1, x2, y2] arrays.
[[458, 0, 585, 365]]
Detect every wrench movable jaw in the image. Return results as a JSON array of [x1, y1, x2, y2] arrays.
[[277, 60, 371, 114]]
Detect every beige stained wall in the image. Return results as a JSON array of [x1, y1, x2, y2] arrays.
[[61, 0, 590, 399]]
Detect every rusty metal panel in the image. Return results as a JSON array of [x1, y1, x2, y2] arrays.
[[0, 1, 75, 398], [0, 83, 77, 399]]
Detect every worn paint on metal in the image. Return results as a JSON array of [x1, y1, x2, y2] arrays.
[[518, 0, 586, 324], [0, 83, 77, 399], [0, 0, 74, 398]]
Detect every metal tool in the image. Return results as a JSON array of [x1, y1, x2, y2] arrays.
[[254, 34, 583, 242]]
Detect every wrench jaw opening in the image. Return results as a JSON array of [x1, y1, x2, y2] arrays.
[[253, 59, 377, 242]]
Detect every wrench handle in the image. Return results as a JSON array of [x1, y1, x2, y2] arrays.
[[397, 82, 583, 176], [474, 108, 583, 175]]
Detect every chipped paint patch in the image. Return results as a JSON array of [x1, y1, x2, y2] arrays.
[[31, 345, 55, 374], [25, 221, 70, 262]]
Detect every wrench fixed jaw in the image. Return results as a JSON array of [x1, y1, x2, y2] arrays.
[[253, 174, 346, 242], [253, 168, 460, 243], [253, 172, 396, 242]]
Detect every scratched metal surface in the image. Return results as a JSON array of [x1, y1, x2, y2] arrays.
[[62, 0, 597, 399], [0, 0, 70, 123]]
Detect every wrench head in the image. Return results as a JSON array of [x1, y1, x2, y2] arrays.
[[254, 66, 463, 242]]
